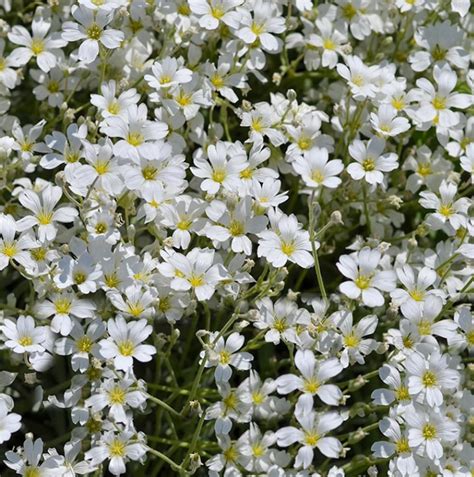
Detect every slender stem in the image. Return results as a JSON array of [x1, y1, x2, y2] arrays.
[[147, 447, 185, 473], [147, 394, 182, 418]]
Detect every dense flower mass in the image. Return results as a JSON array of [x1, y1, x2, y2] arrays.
[[0, 0, 472, 475]]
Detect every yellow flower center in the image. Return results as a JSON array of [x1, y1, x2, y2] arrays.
[[211, 6, 225, 18], [177, 219, 192, 230], [55, 298, 72, 314], [252, 391, 264, 404], [108, 439, 126, 457], [228, 220, 244, 237], [251, 22, 265, 35], [77, 335, 93, 353], [417, 164, 431, 176], [311, 170, 325, 183], [303, 378, 320, 394], [252, 444, 265, 457], [342, 3, 357, 19], [304, 431, 320, 447], [223, 392, 237, 411], [24, 467, 41, 477], [31, 247, 46, 261], [127, 302, 144, 317], [344, 333, 360, 348], [223, 445, 238, 462], [281, 241, 295, 256], [31, 39, 45, 55], [211, 169, 226, 183], [362, 158, 376, 171], [297, 137, 312, 150], [391, 98, 405, 110], [432, 44, 446, 61], [273, 318, 287, 333], [219, 350, 231, 364], [142, 165, 158, 181], [48, 80, 60, 93], [118, 340, 135, 356], [158, 297, 170, 312], [351, 74, 364, 87], [159, 75, 172, 85], [1, 242, 17, 257], [422, 371, 437, 387], [105, 273, 120, 288], [211, 74, 225, 88], [109, 386, 126, 404], [38, 210, 53, 225], [466, 330, 474, 346], [396, 437, 410, 454], [355, 274, 371, 289], [432, 96, 446, 111], [87, 23, 102, 40], [409, 289, 425, 301], [417, 320, 432, 336], [189, 274, 204, 287], [127, 132, 144, 146], [74, 272, 86, 285], [176, 91, 192, 106], [395, 386, 410, 401], [95, 222, 107, 234], [251, 117, 263, 132], [439, 203, 453, 217], [240, 167, 253, 179], [177, 3, 190, 15], [19, 336, 33, 347], [403, 335, 414, 349], [323, 38, 336, 50], [422, 423, 437, 440], [108, 101, 120, 115], [95, 161, 110, 175]]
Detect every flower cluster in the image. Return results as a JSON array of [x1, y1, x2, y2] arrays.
[[0, 0, 472, 476]]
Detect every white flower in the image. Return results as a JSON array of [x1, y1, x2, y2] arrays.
[[419, 180, 470, 230], [16, 185, 78, 242], [413, 64, 473, 129], [101, 104, 168, 163], [257, 212, 314, 269], [337, 55, 378, 100], [1, 315, 46, 354], [276, 396, 344, 469], [0, 214, 36, 271], [293, 147, 343, 189], [334, 311, 378, 367], [347, 137, 398, 185], [191, 141, 247, 195], [8, 11, 66, 72], [85, 431, 147, 476], [206, 332, 254, 382], [337, 247, 396, 307], [145, 56, 193, 90], [405, 349, 459, 407], [236, 0, 285, 53], [391, 265, 438, 314], [370, 105, 410, 137], [189, 0, 242, 30], [276, 350, 343, 405], [404, 404, 459, 461], [0, 401, 21, 444], [36, 291, 96, 336], [205, 197, 267, 255], [99, 316, 156, 371], [90, 80, 140, 118], [158, 248, 227, 301], [62, 6, 124, 64]]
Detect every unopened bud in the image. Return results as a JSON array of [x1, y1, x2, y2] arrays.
[[287, 89, 297, 102], [189, 453, 202, 474], [330, 210, 344, 225]]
